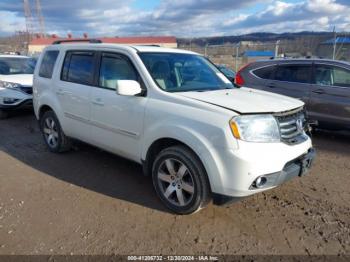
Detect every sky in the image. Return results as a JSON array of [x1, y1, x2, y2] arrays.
[[0, 0, 349, 37]]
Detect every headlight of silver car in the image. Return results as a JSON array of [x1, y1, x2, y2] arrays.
[[0, 80, 22, 90], [230, 114, 280, 143]]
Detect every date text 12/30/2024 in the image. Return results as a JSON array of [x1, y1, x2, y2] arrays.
[[127, 255, 219, 261]]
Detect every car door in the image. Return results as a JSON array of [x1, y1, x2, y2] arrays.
[[57, 50, 97, 141], [308, 64, 350, 127], [265, 63, 312, 105], [90, 52, 147, 162]]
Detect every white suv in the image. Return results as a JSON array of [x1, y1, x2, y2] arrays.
[[33, 40, 315, 214], [0, 55, 36, 119]]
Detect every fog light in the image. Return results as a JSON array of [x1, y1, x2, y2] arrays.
[[255, 177, 267, 188], [250, 172, 280, 190]]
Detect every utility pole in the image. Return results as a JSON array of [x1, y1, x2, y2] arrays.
[[235, 42, 241, 72], [275, 40, 280, 58], [332, 26, 337, 60], [204, 44, 208, 57], [35, 0, 46, 38]]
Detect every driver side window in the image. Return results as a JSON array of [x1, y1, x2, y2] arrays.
[[99, 54, 137, 90], [315, 65, 350, 88]]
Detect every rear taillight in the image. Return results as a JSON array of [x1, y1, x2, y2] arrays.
[[235, 71, 245, 86], [235, 63, 251, 87]]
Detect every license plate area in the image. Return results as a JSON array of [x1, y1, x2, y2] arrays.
[[298, 149, 316, 177]]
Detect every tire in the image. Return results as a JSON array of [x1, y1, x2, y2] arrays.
[[40, 110, 71, 153], [152, 145, 211, 215], [0, 109, 8, 119]]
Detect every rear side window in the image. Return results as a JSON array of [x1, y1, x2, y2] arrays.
[[274, 65, 311, 83], [61, 51, 95, 85], [39, 51, 59, 78], [253, 66, 275, 80]]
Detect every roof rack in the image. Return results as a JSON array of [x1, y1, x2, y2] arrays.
[[52, 39, 102, 45], [134, 44, 161, 47], [269, 56, 323, 60]]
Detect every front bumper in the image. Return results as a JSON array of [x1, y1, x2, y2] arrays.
[[212, 147, 316, 206], [0, 99, 33, 110], [250, 148, 315, 190], [201, 133, 314, 198], [0, 87, 33, 110]]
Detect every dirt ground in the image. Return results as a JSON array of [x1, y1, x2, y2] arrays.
[[0, 111, 349, 256]]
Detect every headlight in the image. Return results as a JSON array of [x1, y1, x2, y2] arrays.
[[0, 80, 22, 90], [230, 115, 280, 143]]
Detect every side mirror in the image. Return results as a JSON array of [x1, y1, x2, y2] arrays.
[[116, 80, 143, 96]]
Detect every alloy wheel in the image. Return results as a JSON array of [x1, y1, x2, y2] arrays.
[[43, 117, 59, 148], [157, 158, 195, 207]]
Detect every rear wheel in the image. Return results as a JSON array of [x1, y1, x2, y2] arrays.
[[0, 109, 8, 119], [40, 110, 71, 153], [152, 145, 211, 215]]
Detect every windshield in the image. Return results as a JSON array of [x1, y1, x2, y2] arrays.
[[218, 66, 235, 78], [0, 57, 36, 75], [139, 52, 234, 92]]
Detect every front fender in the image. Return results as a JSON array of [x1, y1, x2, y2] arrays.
[[142, 123, 230, 194]]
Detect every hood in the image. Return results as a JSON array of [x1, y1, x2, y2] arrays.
[[177, 87, 304, 114], [0, 74, 33, 87]]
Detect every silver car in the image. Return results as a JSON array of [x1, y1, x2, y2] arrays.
[[236, 59, 350, 130]]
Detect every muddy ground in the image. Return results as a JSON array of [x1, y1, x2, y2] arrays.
[[0, 111, 349, 256]]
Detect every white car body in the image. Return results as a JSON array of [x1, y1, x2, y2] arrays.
[[33, 43, 315, 210], [0, 55, 34, 111]]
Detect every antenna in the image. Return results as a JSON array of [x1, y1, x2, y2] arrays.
[[35, 0, 46, 38]]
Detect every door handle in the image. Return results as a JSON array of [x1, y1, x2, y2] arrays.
[[92, 99, 104, 106], [56, 89, 64, 96], [267, 83, 276, 88], [312, 89, 325, 95]]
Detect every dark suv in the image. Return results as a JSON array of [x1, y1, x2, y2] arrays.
[[236, 59, 350, 129]]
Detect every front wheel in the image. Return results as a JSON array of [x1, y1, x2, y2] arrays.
[[40, 110, 71, 153], [152, 146, 211, 215]]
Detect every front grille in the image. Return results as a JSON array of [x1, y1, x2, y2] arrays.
[[19, 86, 33, 95], [275, 107, 307, 145]]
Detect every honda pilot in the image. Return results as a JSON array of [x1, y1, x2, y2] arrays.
[[33, 40, 315, 214]]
